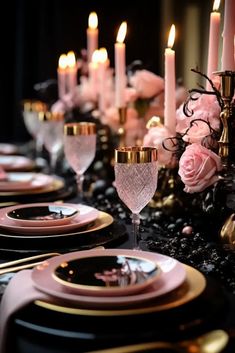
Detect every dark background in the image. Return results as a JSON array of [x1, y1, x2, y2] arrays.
[[2, 0, 212, 143]]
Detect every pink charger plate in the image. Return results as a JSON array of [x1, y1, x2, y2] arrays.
[[31, 249, 186, 309], [0, 173, 54, 191], [0, 155, 35, 171], [0, 203, 99, 235]]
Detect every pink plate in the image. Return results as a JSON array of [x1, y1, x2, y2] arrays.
[[0, 203, 99, 235], [0, 173, 54, 191], [0, 143, 18, 155], [6, 204, 79, 227], [0, 155, 35, 171], [31, 249, 186, 308]]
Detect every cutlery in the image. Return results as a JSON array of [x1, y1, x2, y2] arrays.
[[85, 329, 229, 353], [0, 246, 105, 275]]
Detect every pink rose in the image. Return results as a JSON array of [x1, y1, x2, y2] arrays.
[[129, 70, 164, 99], [176, 94, 221, 140], [143, 125, 174, 166], [182, 120, 211, 144], [178, 143, 222, 193]]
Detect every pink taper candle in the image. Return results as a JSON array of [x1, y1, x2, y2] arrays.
[[207, 0, 221, 89], [98, 48, 108, 113], [164, 24, 176, 135], [67, 51, 77, 93], [115, 21, 127, 108], [57, 54, 68, 99], [221, 0, 235, 71], [87, 12, 98, 64]]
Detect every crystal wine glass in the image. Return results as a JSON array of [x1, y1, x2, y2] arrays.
[[64, 122, 97, 199], [39, 111, 64, 174], [114, 146, 158, 250], [21, 100, 47, 157]]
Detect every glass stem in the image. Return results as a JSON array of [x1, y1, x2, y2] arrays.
[[132, 213, 141, 250], [50, 152, 58, 174], [76, 173, 85, 199]]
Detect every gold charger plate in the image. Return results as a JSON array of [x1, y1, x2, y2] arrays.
[[0, 211, 113, 239], [0, 177, 64, 196], [35, 265, 206, 316]]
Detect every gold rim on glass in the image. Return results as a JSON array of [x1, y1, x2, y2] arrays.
[[114, 147, 157, 164], [64, 122, 96, 136], [38, 111, 64, 122], [21, 99, 47, 112]]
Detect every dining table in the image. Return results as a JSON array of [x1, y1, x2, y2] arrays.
[[0, 141, 234, 353]]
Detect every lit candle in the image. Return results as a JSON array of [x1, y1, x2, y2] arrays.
[[98, 48, 108, 113], [66, 51, 77, 93], [87, 12, 98, 63], [221, 0, 235, 71], [57, 54, 68, 100], [115, 21, 127, 108], [207, 0, 221, 89], [164, 24, 176, 135]]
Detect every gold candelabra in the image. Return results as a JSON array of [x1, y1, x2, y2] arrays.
[[217, 70, 235, 168], [118, 107, 127, 147]]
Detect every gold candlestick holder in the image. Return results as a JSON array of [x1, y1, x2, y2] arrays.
[[216, 70, 235, 168], [214, 70, 235, 245], [118, 107, 127, 147]]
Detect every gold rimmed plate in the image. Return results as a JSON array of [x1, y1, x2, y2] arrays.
[[0, 155, 36, 171], [0, 143, 19, 155], [0, 203, 104, 237], [0, 176, 64, 196], [0, 173, 55, 192], [7, 204, 79, 227], [52, 254, 162, 297], [31, 250, 187, 308], [35, 264, 206, 316]]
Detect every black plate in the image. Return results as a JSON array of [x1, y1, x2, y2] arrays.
[[9, 276, 229, 353], [53, 255, 160, 296], [0, 221, 127, 257], [7, 204, 78, 226]]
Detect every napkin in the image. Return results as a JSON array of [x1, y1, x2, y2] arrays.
[[0, 167, 7, 181], [0, 270, 50, 353]]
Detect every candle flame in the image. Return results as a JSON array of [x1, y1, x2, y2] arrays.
[[116, 21, 127, 43], [58, 54, 67, 69], [67, 51, 76, 68], [99, 48, 108, 63], [167, 24, 175, 49], [88, 12, 98, 29], [91, 49, 100, 64], [213, 0, 220, 11]]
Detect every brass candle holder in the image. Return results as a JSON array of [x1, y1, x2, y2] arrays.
[[117, 107, 127, 147], [216, 70, 235, 168], [215, 70, 235, 245]]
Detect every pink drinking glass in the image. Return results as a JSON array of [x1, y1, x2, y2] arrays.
[[64, 122, 96, 199], [114, 147, 158, 250]]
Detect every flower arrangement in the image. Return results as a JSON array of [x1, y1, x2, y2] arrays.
[[174, 70, 230, 195], [143, 69, 227, 194]]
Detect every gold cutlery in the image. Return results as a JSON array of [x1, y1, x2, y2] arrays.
[[85, 329, 229, 353], [0, 246, 105, 275], [0, 252, 61, 275]]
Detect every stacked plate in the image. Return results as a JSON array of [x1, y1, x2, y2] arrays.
[[0, 202, 121, 253], [9, 249, 209, 353], [31, 248, 206, 313], [0, 143, 19, 155], [0, 155, 36, 171], [0, 202, 112, 237], [0, 172, 55, 192]]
